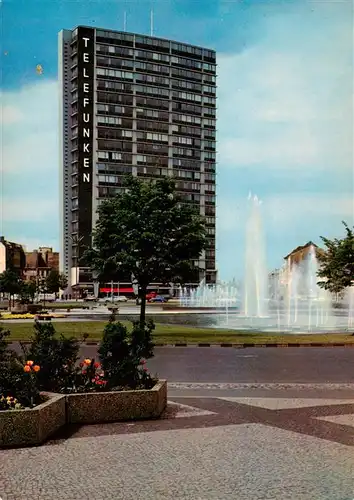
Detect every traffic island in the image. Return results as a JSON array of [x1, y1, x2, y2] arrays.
[[0, 393, 66, 448], [65, 379, 167, 424]]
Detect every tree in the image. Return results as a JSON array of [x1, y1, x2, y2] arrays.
[[45, 269, 68, 298], [19, 279, 38, 303], [317, 221, 354, 294], [0, 269, 22, 307], [84, 175, 207, 323]]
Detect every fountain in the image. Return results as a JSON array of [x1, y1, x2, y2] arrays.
[[243, 194, 268, 317], [178, 193, 353, 334]]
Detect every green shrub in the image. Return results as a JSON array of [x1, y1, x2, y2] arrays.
[[131, 319, 155, 360], [21, 321, 80, 392], [98, 319, 155, 390]]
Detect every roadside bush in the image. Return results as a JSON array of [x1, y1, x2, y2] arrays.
[[21, 321, 80, 392], [98, 319, 156, 390], [130, 319, 155, 360], [0, 326, 42, 408]]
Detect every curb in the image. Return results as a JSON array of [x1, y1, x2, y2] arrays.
[[70, 342, 354, 348], [9, 342, 354, 348]]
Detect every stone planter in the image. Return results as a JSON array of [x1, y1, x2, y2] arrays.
[[66, 379, 167, 424], [0, 393, 66, 448]]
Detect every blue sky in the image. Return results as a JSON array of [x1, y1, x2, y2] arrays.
[[1, 0, 353, 280]]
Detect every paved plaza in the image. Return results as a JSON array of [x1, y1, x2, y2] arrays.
[[1, 387, 354, 500]]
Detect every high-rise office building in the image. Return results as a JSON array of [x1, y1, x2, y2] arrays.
[[59, 26, 216, 295]]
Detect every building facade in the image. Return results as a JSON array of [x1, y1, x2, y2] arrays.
[[0, 237, 26, 276], [59, 26, 217, 295], [24, 247, 60, 282], [268, 242, 327, 300]]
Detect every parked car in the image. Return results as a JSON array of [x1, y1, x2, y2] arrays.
[[115, 295, 128, 302], [148, 295, 167, 303], [99, 295, 128, 305], [85, 294, 98, 302]]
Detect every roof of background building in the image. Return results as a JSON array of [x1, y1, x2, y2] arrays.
[[283, 241, 325, 260]]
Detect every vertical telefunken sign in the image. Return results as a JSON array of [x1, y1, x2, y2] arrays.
[[77, 27, 94, 262]]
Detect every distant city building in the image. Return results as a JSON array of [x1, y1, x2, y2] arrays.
[[58, 26, 217, 296], [283, 241, 325, 268], [269, 241, 326, 296], [24, 247, 59, 282], [0, 236, 26, 276]]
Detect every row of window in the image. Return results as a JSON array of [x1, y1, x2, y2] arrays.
[[95, 74, 216, 105], [136, 73, 169, 86], [94, 33, 215, 61], [97, 81, 134, 95], [96, 129, 215, 151], [136, 108, 167, 120], [95, 87, 217, 118], [97, 103, 132, 115], [95, 188, 216, 202], [135, 60, 169, 74], [98, 151, 123, 160], [95, 110, 216, 132], [172, 82, 215, 95], [173, 147, 200, 158], [94, 52, 216, 82], [137, 166, 169, 177], [205, 172, 216, 181], [176, 181, 200, 191], [97, 173, 214, 196], [173, 169, 200, 180], [96, 56, 133, 70], [96, 163, 134, 174], [74, 124, 213, 142], [74, 156, 214, 172], [97, 67, 134, 80]]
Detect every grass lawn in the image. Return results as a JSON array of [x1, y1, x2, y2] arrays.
[[2, 320, 354, 344]]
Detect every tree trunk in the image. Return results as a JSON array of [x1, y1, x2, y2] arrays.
[[139, 285, 147, 325]]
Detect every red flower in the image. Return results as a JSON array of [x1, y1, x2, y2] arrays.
[[79, 362, 84, 367], [143, 367, 148, 372], [94, 362, 100, 368], [140, 359, 146, 365]]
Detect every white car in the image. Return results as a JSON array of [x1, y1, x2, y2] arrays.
[[99, 295, 128, 304]]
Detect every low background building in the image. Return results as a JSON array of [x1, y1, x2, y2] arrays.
[[0, 237, 59, 283], [0, 236, 26, 276], [24, 247, 59, 282]]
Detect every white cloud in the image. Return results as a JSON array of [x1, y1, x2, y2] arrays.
[[264, 194, 354, 228], [1, 80, 58, 175], [1, 105, 24, 124], [2, 198, 57, 223], [218, 193, 354, 235], [217, 4, 353, 173]]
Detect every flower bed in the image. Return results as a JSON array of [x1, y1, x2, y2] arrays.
[[0, 313, 36, 320], [0, 313, 65, 320], [66, 379, 167, 424], [0, 392, 66, 447], [0, 318, 167, 446]]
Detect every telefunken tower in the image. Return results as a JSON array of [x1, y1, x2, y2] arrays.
[[59, 26, 216, 296]]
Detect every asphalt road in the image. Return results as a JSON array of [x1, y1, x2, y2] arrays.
[[66, 345, 354, 383]]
